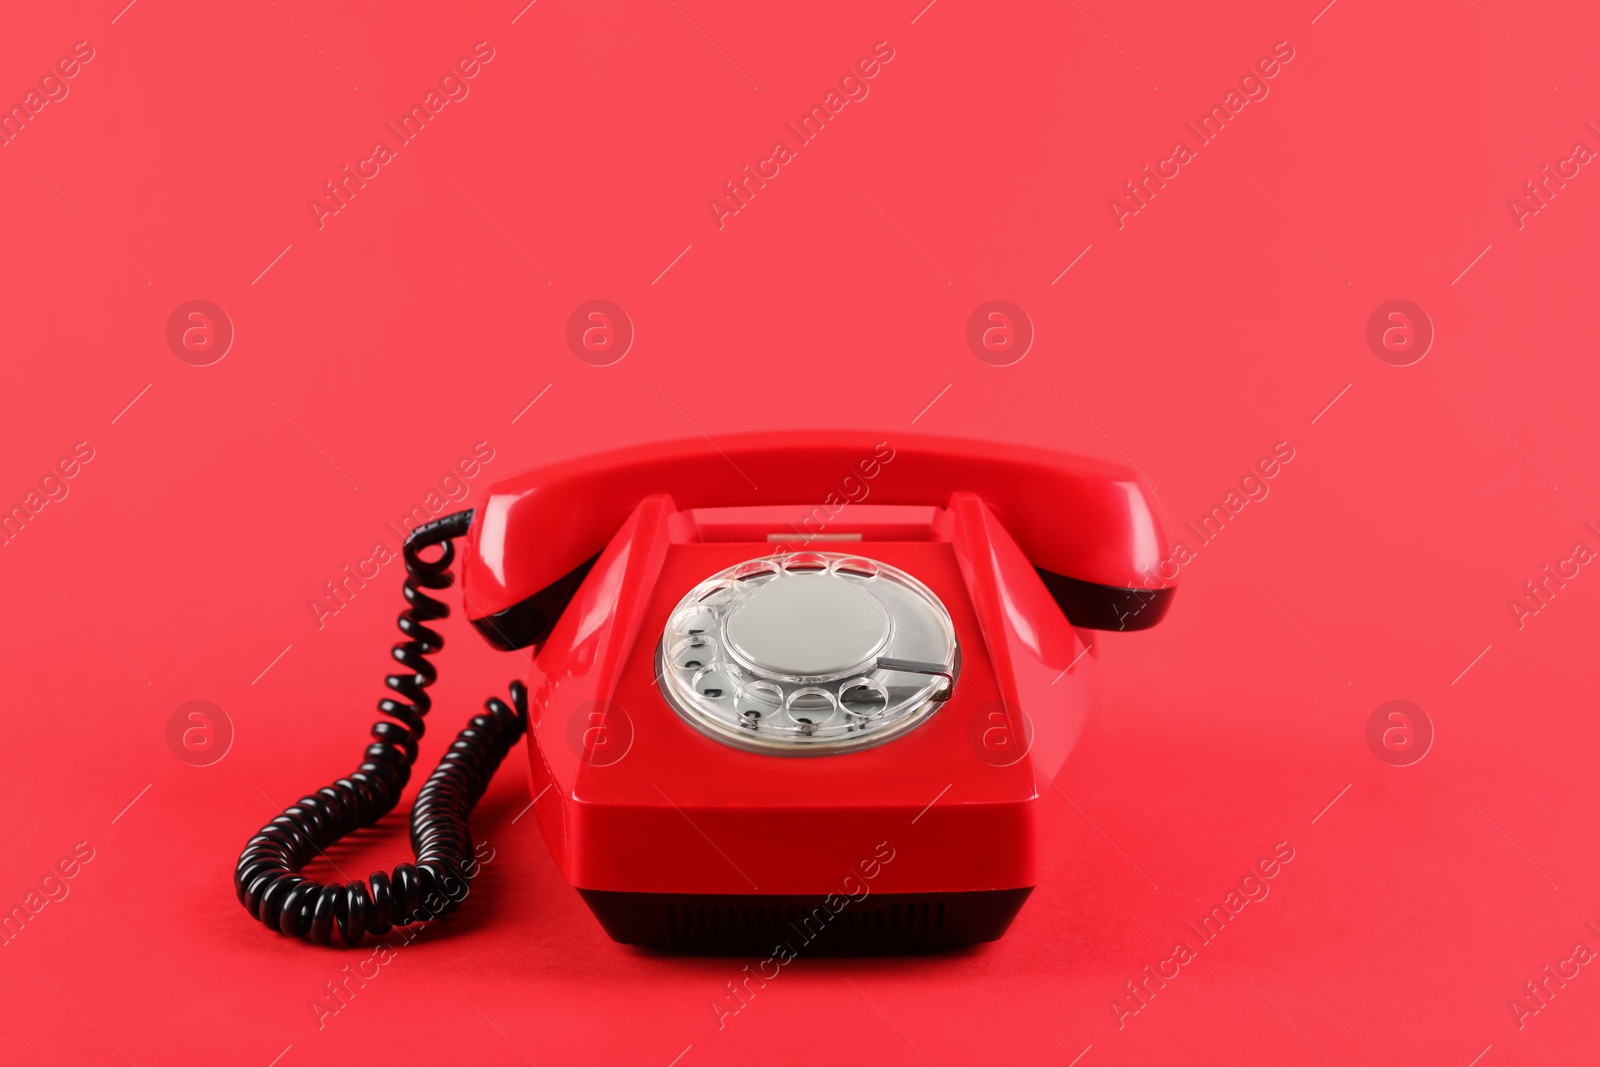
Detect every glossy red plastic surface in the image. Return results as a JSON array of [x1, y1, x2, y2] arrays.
[[522, 496, 1099, 897], [461, 432, 1174, 620]]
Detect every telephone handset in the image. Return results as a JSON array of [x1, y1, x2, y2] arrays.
[[236, 432, 1176, 950]]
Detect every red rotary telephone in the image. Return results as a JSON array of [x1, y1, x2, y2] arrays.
[[235, 432, 1176, 951]]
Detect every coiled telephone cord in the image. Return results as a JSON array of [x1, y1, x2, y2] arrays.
[[233, 509, 527, 945]]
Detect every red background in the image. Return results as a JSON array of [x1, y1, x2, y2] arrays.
[[3, 0, 1597, 1063]]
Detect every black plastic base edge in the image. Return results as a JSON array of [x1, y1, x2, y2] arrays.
[[576, 888, 1033, 954], [1036, 568, 1175, 631]]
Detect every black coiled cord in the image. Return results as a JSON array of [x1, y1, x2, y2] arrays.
[[233, 509, 528, 945]]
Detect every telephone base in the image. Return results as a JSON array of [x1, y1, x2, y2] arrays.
[[577, 888, 1033, 954]]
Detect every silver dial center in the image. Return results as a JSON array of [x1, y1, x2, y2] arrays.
[[723, 574, 892, 679]]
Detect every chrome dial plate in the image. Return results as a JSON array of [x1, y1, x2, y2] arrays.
[[657, 552, 958, 755]]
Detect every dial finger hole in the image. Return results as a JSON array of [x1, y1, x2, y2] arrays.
[[732, 560, 780, 584], [833, 557, 880, 580], [735, 681, 783, 730], [783, 687, 838, 734], [839, 677, 889, 719], [672, 636, 717, 671], [692, 666, 735, 701], [673, 610, 716, 636], [696, 580, 738, 607], [782, 552, 829, 573]]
